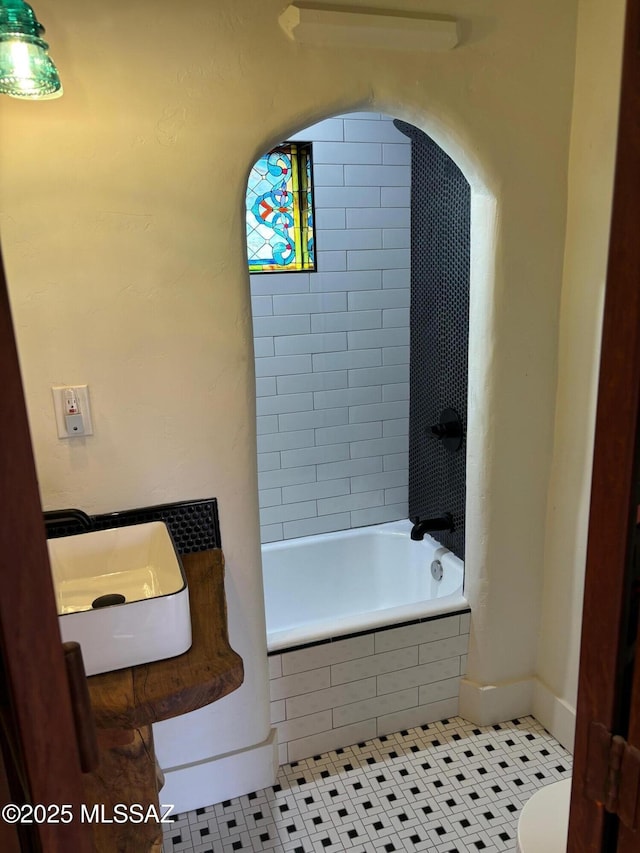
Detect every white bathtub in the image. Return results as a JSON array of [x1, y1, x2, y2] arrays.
[[262, 519, 467, 652]]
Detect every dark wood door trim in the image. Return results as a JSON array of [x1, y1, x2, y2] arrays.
[[568, 0, 640, 849], [0, 747, 21, 853], [0, 250, 92, 851], [618, 610, 640, 851]]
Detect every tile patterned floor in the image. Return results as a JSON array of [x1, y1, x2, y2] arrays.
[[162, 716, 571, 853]]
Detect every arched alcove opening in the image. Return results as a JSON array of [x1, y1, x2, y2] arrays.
[[243, 106, 497, 764]]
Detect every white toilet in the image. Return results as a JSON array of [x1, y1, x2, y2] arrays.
[[516, 778, 572, 852]]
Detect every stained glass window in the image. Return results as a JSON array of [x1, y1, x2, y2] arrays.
[[246, 142, 315, 273]]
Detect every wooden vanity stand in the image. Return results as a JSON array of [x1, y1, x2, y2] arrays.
[[83, 549, 244, 852]]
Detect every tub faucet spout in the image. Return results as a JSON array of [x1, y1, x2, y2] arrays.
[[410, 513, 454, 540]]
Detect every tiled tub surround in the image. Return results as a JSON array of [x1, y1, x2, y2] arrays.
[[400, 120, 470, 562], [269, 612, 470, 765], [252, 113, 412, 544]]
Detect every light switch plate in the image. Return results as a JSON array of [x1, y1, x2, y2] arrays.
[[51, 385, 94, 438]]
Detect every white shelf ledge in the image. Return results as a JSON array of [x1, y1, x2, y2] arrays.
[[279, 3, 459, 52]]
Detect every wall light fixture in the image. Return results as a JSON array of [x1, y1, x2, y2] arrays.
[[0, 0, 61, 99]]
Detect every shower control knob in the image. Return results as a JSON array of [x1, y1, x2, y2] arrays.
[[427, 407, 463, 452], [430, 423, 449, 438]]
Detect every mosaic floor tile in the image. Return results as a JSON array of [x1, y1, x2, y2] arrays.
[[163, 716, 571, 853]]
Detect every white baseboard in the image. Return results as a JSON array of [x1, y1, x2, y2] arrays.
[[458, 676, 534, 725], [532, 679, 576, 753], [457, 676, 576, 754], [160, 729, 279, 813]]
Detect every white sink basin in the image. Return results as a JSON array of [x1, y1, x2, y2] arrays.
[[48, 521, 192, 676]]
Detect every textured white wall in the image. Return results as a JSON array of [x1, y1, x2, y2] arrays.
[[535, 0, 626, 747], [0, 0, 582, 801]]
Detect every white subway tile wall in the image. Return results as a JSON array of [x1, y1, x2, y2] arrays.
[[269, 613, 470, 764], [250, 114, 411, 543]]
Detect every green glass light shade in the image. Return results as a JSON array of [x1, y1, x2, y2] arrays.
[[0, 0, 61, 99]]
